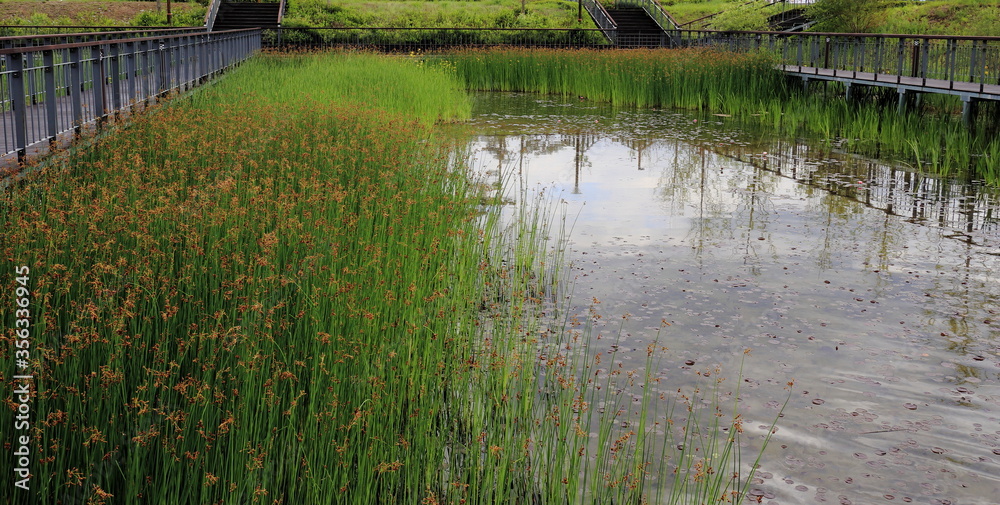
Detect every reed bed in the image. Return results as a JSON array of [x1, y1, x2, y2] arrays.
[[442, 47, 1000, 185], [446, 47, 784, 110], [2, 51, 780, 504]]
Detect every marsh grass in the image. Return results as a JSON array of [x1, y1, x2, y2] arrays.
[[446, 47, 784, 110], [443, 47, 1000, 185], [2, 50, 785, 504]]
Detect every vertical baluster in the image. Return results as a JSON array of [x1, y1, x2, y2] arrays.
[[109, 43, 122, 116], [947, 38, 956, 89], [43, 49, 57, 145], [68, 46, 82, 137], [10, 52, 27, 163], [920, 38, 929, 86], [92, 45, 105, 125], [125, 40, 136, 106]]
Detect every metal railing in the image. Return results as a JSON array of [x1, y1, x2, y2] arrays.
[[677, 30, 1000, 95], [0, 25, 204, 37], [205, 0, 224, 31], [612, 0, 680, 31], [1, 27, 208, 50], [270, 27, 613, 50], [579, 0, 618, 44], [2, 28, 261, 163]]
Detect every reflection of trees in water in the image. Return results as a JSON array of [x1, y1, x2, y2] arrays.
[[715, 139, 1000, 249], [477, 132, 602, 195], [730, 164, 779, 276]]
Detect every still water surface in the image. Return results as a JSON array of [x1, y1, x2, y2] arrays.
[[458, 92, 1000, 505]]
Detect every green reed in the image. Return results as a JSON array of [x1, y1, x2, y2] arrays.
[[442, 47, 1000, 185], [444, 47, 784, 110], [2, 50, 785, 505]]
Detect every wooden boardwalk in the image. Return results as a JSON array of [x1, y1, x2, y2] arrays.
[[782, 65, 1000, 101]]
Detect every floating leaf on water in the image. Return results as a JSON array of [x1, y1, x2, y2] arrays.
[[812, 398, 825, 405], [904, 403, 918, 410]]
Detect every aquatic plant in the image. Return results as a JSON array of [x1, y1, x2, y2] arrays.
[[445, 47, 785, 111], [442, 47, 1000, 185], [1, 51, 783, 505]]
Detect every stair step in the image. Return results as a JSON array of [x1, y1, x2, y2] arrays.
[[214, 1, 281, 30]]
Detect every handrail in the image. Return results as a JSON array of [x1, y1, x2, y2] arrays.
[[674, 29, 1000, 95], [205, 0, 223, 31], [1, 27, 208, 49], [1, 28, 262, 164], [0, 27, 257, 55], [579, 0, 618, 44], [278, 0, 288, 26], [613, 0, 680, 31]]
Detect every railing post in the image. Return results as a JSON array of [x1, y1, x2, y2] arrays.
[[919, 38, 929, 86], [824, 36, 831, 70], [125, 40, 137, 105], [93, 46, 106, 125], [157, 39, 167, 97], [68, 46, 83, 137], [43, 49, 58, 145], [198, 34, 212, 83], [10, 52, 28, 163], [910, 39, 920, 78], [109, 43, 122, 115], [946, 38, 956, 89], [138, 38, 150, 104]]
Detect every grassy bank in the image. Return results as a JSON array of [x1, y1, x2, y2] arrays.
[[2, 51, 776, 504], [286, 0, 590, 29], [0, 0, 205, 28], [443, 47, 1000, 184]]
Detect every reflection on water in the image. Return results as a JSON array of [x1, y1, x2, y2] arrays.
[[453, 92, 1000, 504]]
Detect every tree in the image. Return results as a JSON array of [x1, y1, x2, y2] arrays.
[[807, 0, 895, 33]]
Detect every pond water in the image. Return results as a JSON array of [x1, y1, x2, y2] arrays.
[[455, 92, 1000, 505]]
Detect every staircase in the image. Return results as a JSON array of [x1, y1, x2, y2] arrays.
[[606, 8, 666, 48], [213, 2, 282, 31], [768, 8, 811, 31]]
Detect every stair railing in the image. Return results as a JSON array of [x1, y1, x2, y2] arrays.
[[612, 0, 679, 30], [205, 0, 223, 31], [608, 0, 679, 46], [276, 0, 287, 44], [579, 0, 618, 44]]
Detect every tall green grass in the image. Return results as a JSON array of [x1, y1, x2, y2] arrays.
[[442, 47, 1000, 185], [2, 51, 782, 504], [446, 47, 785, 110]]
